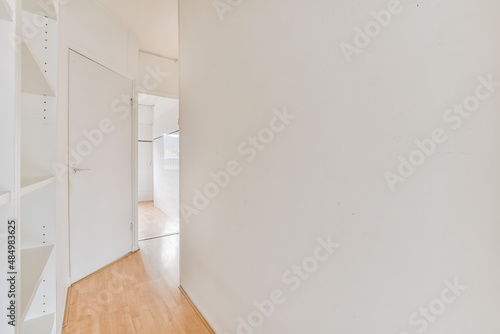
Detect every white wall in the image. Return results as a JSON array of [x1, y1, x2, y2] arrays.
[[56, 1, 139, 332], [138, 105, 153, 201], [179, 1, 500, 333], [153, 133, 179, 222], [138, 142, 153, 201], [91, 0, 179, 60], [152, 97, 179, 220], [138, 51, 179, 99], [138, 104, 154, 141], [153, 97, 179, 138], [67, 0, 138, 80]]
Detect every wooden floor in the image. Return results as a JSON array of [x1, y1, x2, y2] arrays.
[[62, 204, 210, 334], [138, 201, 179, 239]]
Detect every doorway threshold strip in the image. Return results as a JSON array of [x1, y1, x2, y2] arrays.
[[139, 232, 179, 241]]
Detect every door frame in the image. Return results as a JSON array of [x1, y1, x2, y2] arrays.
[[67, 48, 139, 281]]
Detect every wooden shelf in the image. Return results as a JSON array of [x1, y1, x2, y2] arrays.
[[0, 0, 12, 21], [21, 313, 55, 334], [23, 0, 56, 19], [20, 245, 54, 322], [0, 191, 11, 206], [21, 176, 55, 197], [21, 40, 56, 97]]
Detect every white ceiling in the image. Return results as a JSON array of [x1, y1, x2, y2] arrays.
[[96, 0, 179, 60]]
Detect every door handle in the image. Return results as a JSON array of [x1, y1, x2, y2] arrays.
[[73, 166, 91, 173]]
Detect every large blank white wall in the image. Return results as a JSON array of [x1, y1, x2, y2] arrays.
[[179, 1, 500, 333]]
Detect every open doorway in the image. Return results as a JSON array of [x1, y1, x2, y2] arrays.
[[137, 93, 179, 240]]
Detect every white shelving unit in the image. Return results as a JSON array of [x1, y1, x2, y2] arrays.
[[20, 176, 55, 197], [0, 191, 12, 206], [21, 40, 55, 96], [0, 0, 12, 21], [0, 1, 19, 333], [20, 245, 54, 322], [13, 2, 59, 334], [21, 314, 55, 334], [22, 0, 56, 19], [1, 1, 58, 333]]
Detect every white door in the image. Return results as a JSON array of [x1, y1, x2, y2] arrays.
[[69, 50, 133, 283]]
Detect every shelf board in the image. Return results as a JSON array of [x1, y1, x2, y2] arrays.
[[21, 313, 55, 334], [20, 245, 54, 322], [0, 191, 11, 206], [22, 40, 56, 97], [0, 0, 13, 21], [21, 176, 55, 197], [23, 0, 56, 19]]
